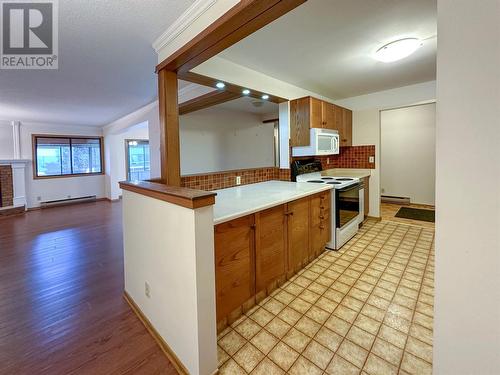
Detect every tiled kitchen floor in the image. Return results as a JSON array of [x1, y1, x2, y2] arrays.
[[217, 219, 434, 374]]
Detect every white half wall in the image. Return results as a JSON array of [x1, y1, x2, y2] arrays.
[[434, 0, 500, 373], [381, 103, 436, 205], [336, 81, 436, 217], [0, 121, 14, 159]]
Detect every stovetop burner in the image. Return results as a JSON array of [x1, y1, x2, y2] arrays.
[[321, 177, 335, 180], [307, 180, 325, 183], [327, 181, 341, 185], [335, 178, 354, 181]]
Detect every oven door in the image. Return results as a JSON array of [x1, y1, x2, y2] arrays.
[[335, 183, 361, 229]]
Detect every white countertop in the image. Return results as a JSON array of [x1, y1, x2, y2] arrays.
[[213, 181, 332, 225], [322, 168, 372, 178]]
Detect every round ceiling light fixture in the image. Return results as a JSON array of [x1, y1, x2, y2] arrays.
[[374, 38, 422, 63], [215, 82, 225, 89], [242, 89, 250, 95], [261, 94, 269, 100]]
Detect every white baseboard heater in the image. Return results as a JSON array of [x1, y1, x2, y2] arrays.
[[381, 195, 411, 204], [41, 195, 97, 208]]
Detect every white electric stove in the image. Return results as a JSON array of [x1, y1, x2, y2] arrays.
[[292, 160, 363, 250]]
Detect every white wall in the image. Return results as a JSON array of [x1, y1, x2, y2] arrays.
[[381, 103, 436, 205], [434, 1, 500, 374], [180, 106, 275, 175], [122, 190, 217, 375], [336, 81, 436, 217], [0, 121, 14, 159], [0, 121, 105, 208]]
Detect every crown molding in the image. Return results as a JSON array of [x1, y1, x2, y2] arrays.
[[152, 0, 218, 53]]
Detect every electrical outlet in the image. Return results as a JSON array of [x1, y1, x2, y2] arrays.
[[236, 176, 241, 185], [145, 282, 151, 298], [369, 156, 375, 163]]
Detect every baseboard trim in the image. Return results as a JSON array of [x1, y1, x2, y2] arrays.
[[123, 291, 191, 375], [367, 216, 382, 221]]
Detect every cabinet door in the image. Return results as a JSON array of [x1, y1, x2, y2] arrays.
[[321, 102, 336, 130], [214, 215, 255, 321], [290, 97, 311, 146], [255, 205, 287, 292], [310, 192, 331, 258], [341, 108, 353, 146], [310, 97, 323, 129], [287, 197, 310, 275]]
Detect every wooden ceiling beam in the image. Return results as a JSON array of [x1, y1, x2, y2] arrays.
[[179, 90, 242, 115], [156, 0, 307, 74]]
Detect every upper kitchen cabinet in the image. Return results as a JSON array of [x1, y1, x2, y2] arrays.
[[290, 96, 352, 147]]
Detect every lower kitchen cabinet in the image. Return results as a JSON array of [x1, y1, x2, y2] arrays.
[[286, 197, 310, 276], [255, 205, 287, 292], [310, 191, 331, 259], [214, 194, 330, 326], [214, 214, 255, 322]]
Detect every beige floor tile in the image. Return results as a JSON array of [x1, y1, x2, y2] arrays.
[[250, 330, 278, 355], [361, 304, 386, 322], [251, 357, 284, 375], [305, 305, 330, 324], [308, 281, 328, 295], [268, 342, 299, 372], [371, 338, 403, 367], [294, 276, 313, 288], [409, 323, 433, 346], [324, 315, 351, 336], [337, 340, 369, 368], [400, 352, 432, 375], [277, 306, 302, 326], [332, 281, 351, 294], [300, 289, 321, 304], [378, 324, 408, 349], [303, 340, 334, 370], [283, 282, 304, 296], [334, 304, 359, 323], [315, 296, 338, 313], [363, 353, 397, 375], [384, 312, 411, 334], [263, 298, 286, 315], [282, 327, 311, 353], [265, 317, 291, 339], [343, 296, 365, 312], [387, 303, 413, 321], [347, 325, 376, 350], [323, 288, 345, 303], [234, 318, 262, 340], [295, 315, 322, 338], [289, 297, 312, 314], [274, 290, 295, 305], [250, 307, 274, 327], [288, 355, 323, 375], [219, 330, 247, 356], [354, 314, 381, 335], [219, 358, 246, 375], [413, 311, 433, 330], [233, 342, 264, 373], [326, 355, 361, 375], [405, 336, 433, 363], [314, 326, 343, 352], [218, 345, 230, 366]]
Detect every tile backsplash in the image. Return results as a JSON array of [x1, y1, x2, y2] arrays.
[[181, 167, 291, 191], [303, 145, 376, 170]]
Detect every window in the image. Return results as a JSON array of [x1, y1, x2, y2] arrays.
[[126, 140, 150, 181], [33, 135, 104, 178]]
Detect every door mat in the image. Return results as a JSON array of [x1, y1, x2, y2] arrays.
[[395, 207, 435, 222]]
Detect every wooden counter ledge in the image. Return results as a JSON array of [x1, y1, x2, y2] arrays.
[[119, 180, 216, 209]]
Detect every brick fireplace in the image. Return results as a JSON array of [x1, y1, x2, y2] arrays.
[[0, 160, 29, 217], [0, 165, 14, 207]]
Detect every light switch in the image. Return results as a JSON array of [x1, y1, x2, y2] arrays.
[[369, 156, 375, 163], [236, 176, 241, 185]]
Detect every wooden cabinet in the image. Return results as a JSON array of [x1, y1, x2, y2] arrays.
[[290, 96, 352, 147], [255, 205, 287, 292], [214, 194, 331, 324], [286, 197, 310, 275], [310, 191, 331, 259], [214, 215, 255, 321]]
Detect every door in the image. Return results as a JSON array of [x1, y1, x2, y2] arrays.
[[215, 215, 255, 321], [255, 205, 287, 292], [287, 197, 310, 275], [126, 140, 150, 181]]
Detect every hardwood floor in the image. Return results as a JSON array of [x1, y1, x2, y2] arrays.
[[0, 201, 177, 374], [381, 202, 435, 229]]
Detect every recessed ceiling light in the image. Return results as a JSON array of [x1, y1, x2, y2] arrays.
[[215, 82, 225, 89], [261, 94, 269, 100], [374, 38, 422, 63], [242, 89, 250, 95]]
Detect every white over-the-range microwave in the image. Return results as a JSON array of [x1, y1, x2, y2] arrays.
[[292, 128, 340, 157]]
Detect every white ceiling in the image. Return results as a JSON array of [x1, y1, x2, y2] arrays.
[[0, 0, 194, 127], [219, 0, 437, 100], [212, 96, 278, 117]]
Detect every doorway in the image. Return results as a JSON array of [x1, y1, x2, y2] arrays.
[[125, 140, 150, 181]]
